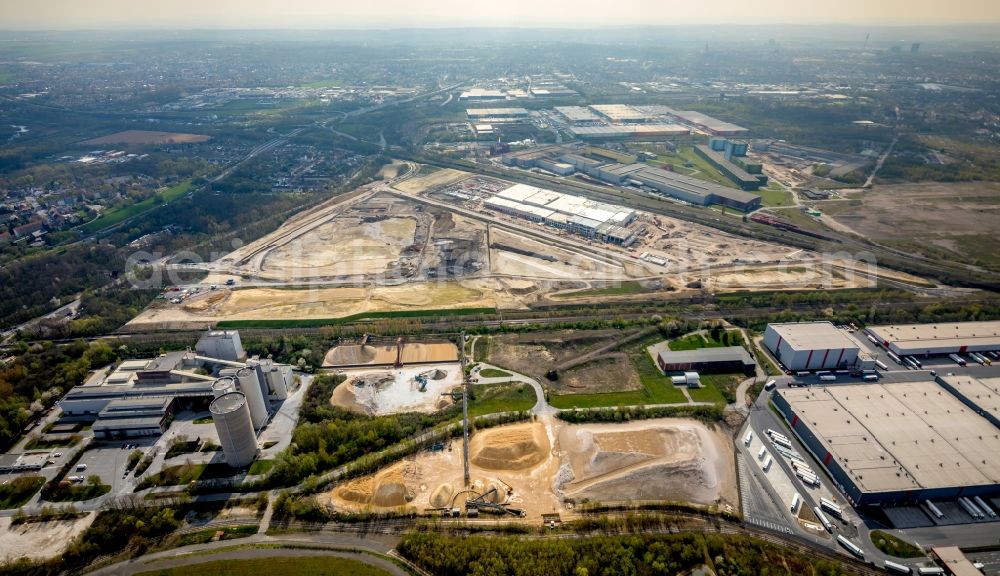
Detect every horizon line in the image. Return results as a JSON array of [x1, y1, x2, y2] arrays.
[[2, 22, 1000, 33]]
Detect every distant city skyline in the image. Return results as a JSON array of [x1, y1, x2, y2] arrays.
[[2, 0, 999, 29]]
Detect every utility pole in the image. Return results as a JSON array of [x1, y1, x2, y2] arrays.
[[459, 331, 471, 486]]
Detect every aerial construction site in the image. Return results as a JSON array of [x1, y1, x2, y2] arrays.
[[126, 163, 920, 330], [318, 415, 736, 517]]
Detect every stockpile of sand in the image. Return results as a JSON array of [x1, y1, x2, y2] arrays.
[[556, 420, 725, 506], [324, 344, 378, 366], [429, 483, 454, 508], [333, 462, 416, 508], [470, 422, 550, 471]]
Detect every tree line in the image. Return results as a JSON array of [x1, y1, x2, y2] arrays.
[[397, 531, 844, 576]]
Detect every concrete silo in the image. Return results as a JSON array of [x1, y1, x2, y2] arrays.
[[267, 368, 288, 399], [211, 376, 237, 398], [236, 367, 269, 429], [209, 392, 257, 468], [246, 359, 271, 400]]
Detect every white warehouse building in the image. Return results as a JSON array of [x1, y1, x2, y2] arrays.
[[763, 322, 860, 371], [866, 321, 1000, 357]]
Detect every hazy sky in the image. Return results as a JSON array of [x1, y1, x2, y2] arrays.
[[2, 0, 999, 29]]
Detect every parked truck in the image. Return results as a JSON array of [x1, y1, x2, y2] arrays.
[[949, 353, 967, 367]]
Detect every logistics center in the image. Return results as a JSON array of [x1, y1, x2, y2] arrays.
[[773, 380, 1000, 506], [763, 321, 861, 371]]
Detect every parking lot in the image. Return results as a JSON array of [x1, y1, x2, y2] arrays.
[[72, 440, 155, 493]]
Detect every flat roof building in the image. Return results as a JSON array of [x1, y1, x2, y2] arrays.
[[866, 321, 1000, 356], [694, 145, 767, 191], [555, 106, 601, 123], [665, 109, 749, 135], [648, 344, 756, 375], [467, 107, 529, 121], [618, 165, 761, 211], [92, 397, 173, 439], [931, 547, 982, 576], [459, 88, 506, 101], [569, 124, 689, 140], [763, 322, 860, 371], [485, 184, 637, 244], [774, 381, 1000, 506], [936, 374, 1000, 429], [589, 104, 651, 123]]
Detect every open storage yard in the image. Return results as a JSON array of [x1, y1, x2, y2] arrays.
[[329, 364, 461, 415], [324, 340, 459, 367], [318, 416, 736, 517]]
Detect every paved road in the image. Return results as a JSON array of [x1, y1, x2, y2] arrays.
[[471, 361, 554, 415]]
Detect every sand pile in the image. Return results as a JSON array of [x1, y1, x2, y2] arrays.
[[556, 421, 724, 506], [324, 345, 378, 366], [333, 462, 416, 508], [470, 422, 550, 471], [183, 291, 229, 312], [430, 483, 454, 508], [426, 369, 447, 380]]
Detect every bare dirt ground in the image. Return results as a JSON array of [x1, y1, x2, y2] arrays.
[[556, 354, 641, 394], [81, 130, 210, 145], [329, 363, 461, 415], [318, 417, 736, 518], [393, 169, 471, 194], [0, 513, 96, 563], [487, 329, 642, 382], [126, 281, 511, 327], [822, 181, 1000, 270], [703, 265, 860, 291], [556, 419, 736, 508], [262, 216, 417, 279], [488, 228, 638, 281], [324, 341, 459, 367]]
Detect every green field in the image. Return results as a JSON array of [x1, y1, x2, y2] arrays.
[[0, 476, 45, 508], [870, 530, 925, 558], [478, 368, 512, 378], [138, 462, 236, 488], [667, 330, 739, 351], [688, 374, 742, 405], [469, 383, 535, 417], [551, 281, 649, 299], [82, 181, 191, 233], [248, 459, 275, 475], [548, 351, 686, 409], [757, 183, 794, 207], [215, 307, 497, 328], [173, 525, 258, 547], [135, 556, 391, 576]]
